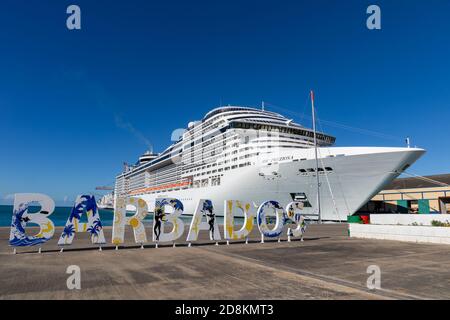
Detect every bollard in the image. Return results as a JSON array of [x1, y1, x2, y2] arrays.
[[261, 234, 264, 244], [188, 242, 192, 247], [288, 235, 291, 242], [115, 245, 119, 251], [60, 248, 64, 253], [141, 244, 144, 250], [38, 247, 42, 254], [173, 243, 176, 248], [155, 243, 159, 249], [215, 242, 219, 246], [99, 246, 102, 252], [245, 238, 248, 245], [278, 238, 281, 243], [13, 248, 16, 255]]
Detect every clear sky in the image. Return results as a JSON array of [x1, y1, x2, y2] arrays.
[[1, 0, 449, 205]]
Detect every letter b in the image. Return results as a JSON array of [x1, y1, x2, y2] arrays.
[[9, 193, 55, 247]]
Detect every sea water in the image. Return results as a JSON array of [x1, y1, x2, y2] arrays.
[[0, 205, 231, 227], [0, 205, 119, 227]]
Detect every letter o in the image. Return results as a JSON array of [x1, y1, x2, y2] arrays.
[[257, 200, 286, 238]]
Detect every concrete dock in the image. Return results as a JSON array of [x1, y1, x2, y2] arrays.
[[1, 224, 450, 300]]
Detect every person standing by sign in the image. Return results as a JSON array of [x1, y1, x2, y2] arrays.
[[207, 212, 216, 240], [154, 208, 165, 241]]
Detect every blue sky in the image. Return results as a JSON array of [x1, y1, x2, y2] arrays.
[[1, 0, 449, 205]]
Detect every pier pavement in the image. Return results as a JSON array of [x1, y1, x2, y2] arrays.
[[1, 224, 450, 299]]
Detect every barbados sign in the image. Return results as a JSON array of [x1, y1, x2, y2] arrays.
[[9, 193, 307, 251]]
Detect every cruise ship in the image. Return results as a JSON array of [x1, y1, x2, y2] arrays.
[[98, 193, 114, 210], [115, 106, 425, 221]]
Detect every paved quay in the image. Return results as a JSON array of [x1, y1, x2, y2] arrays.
[[1, 224, 450, 300]]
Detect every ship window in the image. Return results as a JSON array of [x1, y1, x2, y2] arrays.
[[225, 167, 230, 171], [299, 169, 307, 173], [232, 165, 237, 169], [318, 168, 324, 172], [325, 167, 333, 171], [218, 168, 223, 172], [307, 168, 315, 172]]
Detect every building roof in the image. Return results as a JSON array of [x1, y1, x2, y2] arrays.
[[385, 174, 450, 190]]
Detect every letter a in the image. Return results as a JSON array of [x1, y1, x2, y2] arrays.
[[187, 200, 221, 241], [66, 5, 81, 30], [366, 5, 381, 30], [58, 195, 106, 246]]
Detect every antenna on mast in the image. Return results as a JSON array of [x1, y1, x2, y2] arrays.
[[406, 137, 411, 148], [262, 101, 265, 111], [311, 90, 322, 224]]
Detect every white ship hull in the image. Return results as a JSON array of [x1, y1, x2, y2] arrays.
[[98, 204, 114, 210], [135, 147, 425, 220]]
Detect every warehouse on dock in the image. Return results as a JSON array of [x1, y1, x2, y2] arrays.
[[357, 174, 450, 215]]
